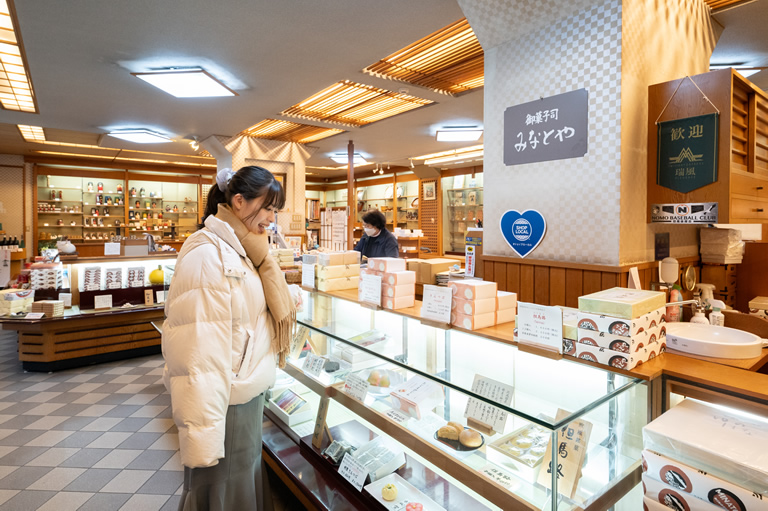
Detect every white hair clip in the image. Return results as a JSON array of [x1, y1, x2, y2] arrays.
[[216, 168, 235, 192]]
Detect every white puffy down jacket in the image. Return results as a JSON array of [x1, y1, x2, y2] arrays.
[[162, 215, 275, 468]]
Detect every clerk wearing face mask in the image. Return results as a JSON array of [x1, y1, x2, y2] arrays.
[[354, 209, 399, 259]]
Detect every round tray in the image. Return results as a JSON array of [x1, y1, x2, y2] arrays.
[[434, 427, 485, 452]]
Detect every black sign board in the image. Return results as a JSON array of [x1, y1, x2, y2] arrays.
[[657, 113, 718, 193], [503, 89, 588, 166]]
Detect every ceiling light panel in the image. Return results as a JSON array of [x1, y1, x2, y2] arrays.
[[412, 144, 484, 161], [132, 69, 237, 98], [0, 0, 37, 113], [281, 80, 433, 127], [17, 124, 44, 141], [242, 119, 344, 144], [436, 128, 483, 142], [363, 18, 483, 96], [107, 129, 171, 144]]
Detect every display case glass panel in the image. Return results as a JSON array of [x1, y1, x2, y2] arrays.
[[441, 173, 483, 253]]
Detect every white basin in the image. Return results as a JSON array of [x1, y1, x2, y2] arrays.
[[665, 323, 766, 359]]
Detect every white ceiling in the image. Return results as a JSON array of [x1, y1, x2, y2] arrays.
[[0, 0, 764, 178]]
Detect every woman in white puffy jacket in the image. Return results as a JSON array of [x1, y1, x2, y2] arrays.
[[163, 166, 296, 511]]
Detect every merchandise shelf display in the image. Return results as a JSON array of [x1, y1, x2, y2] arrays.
[[442, 173, 483, 253], [126, 179, 199, 239], [270, 289, 646, 510]]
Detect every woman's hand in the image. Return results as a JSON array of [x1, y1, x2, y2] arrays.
[[288, 284, 303, 311]]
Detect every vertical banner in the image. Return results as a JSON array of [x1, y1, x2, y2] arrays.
[[657, 113, 718, 193]]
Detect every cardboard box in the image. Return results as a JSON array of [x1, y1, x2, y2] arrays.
[[316, 275, 359, 292], [452, 297, 496, 315], [317, 252, 345, 266], [389, 376, 444, 420], [643, 399, 768, 493], [368, 257, 406, 273], [360, 267, 382, 277], [643, 474, 721, 511], [577, 326, 664, 355], [451, 311, 495, 330], [448, 279, 497, 300], [316, 263, 360, 279], [563, 339, 665, 370], [381, 270, 415, 286], [418, 258, 460, 285], [496, 291, 517, 311], [578, 287, 666, 319], [642, 449, 768, 510], [383, 295, 415, 310], [560, 306, 579, 341], [381, 283, 415, 298], [495, 307, 515, 325], [576, 307, 666, 338]]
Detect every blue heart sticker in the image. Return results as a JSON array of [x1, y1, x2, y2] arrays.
[[499, 209, 547, 258]]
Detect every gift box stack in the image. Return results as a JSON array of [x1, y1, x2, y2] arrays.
[[362, 257, 415, 310], [30, 266, 64, 290], [271, 248, 296, 269], [315, 251, 360, 292], [447, 279, 498, 330], [31, 300, 64, 317], [83, 266, 102, 291], [105, 267, 123, 290], [127, 267, 145, 288], [569, 288, 667, 370], [642, 399, 768, 511], [0, 289, 35, 315]]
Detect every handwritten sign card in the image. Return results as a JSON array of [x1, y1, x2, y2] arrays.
[[481, 464, 518, 491], [338, 452, 369, 491], [343, 373, 369, 402], [536, 408, 592, 499], [463, 375, 514, 433], [358, 274, 382, 307], [94, 294, 113, 310], [302, 353, 325, 377], [420, 285, 452, 324], [104, 242, 121, 256], [302, 263, 315, 289], [517, 302, 563, 353]]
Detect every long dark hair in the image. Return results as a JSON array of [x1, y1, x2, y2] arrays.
[[199, 166, 286, 228]]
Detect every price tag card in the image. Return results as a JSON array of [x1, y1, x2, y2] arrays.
[[302, 353, 325, 377], [302, 263, 315, 289], [385, 409, 410, 425], [420, 284, 452, 324], [358, 274, 382, 306], [343, 373, 369, 402], [58, 293, 72, 308], [481, 464, 518, 491], [338, 452, 368, 492], [517, 302, 563, 353], [536, 408, 593, 499], [463, 374, 514, 433], [25, 312, 45, 319], [94, 294, 113, 310], [156, 290, 165, 303], [104, 242, 121, 256], [144, 289, 154, 306]]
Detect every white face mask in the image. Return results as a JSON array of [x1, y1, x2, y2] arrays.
[[364, 227, 377, 237]]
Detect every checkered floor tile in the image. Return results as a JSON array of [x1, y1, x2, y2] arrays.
[[0, 330, 181, 510]]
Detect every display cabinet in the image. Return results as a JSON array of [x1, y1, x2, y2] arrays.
[[395, 179, 420, 230], [270, 290, 646, 510], [355, 182, 395, 226], [126, 178, 199, 239], [442, 173, 483, 253]]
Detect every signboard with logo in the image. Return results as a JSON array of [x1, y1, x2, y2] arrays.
[[657, 113, 718, 193], [651, 202, 718, 224], [499, 210, 546, 258], [503, 89, 588, 166]]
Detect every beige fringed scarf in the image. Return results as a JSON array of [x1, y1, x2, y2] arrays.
[[216, 204, 295, 368]]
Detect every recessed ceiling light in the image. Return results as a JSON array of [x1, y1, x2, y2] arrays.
[[17, 125, 45, 142], [107, 129, 172, 144], [132, 68, 237, 98], [436, 127, 483, 142], [331, 153, 367, 165]]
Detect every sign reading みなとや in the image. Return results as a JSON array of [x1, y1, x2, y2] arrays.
[[503, 89, 588, 166]]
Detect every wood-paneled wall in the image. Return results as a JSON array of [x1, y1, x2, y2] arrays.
[[482, 255, 700, 308]]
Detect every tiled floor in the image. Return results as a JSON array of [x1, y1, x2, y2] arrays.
[[0, 330, 182, 510]]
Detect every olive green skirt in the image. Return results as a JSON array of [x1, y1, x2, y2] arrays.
[[178, 394, 272, 511]]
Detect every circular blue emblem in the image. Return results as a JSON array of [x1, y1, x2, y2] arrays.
[[512, 218, 532, 242]]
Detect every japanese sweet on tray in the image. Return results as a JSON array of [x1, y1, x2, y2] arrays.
[[310, 251, 360, 291], [361, 257, 415, 310], [436, 421, 483, 449], [565, 287, 667, 370], [642, 398, 768, 506], [447, 279, 517, 330]]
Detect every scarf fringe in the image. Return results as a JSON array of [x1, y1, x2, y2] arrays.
[[272, 308, 296, 369]]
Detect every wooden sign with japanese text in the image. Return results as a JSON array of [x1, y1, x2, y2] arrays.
[[536, 408, 592, 499]]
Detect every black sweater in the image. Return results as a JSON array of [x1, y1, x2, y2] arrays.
[[353, 228, 399, 259]]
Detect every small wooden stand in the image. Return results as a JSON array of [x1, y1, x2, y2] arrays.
[[420, 318, 452, 330], [467, 417, 496, 436]]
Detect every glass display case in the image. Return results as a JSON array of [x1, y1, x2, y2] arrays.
[[126, 179, 199, 239], [442, 173, 484, 253], [355, 182, 395, 226], [394, 179, 419, 230], [271, 290, 646, 510]]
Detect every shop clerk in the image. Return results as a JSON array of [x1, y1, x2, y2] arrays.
[[354, 209, 399, 259]]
